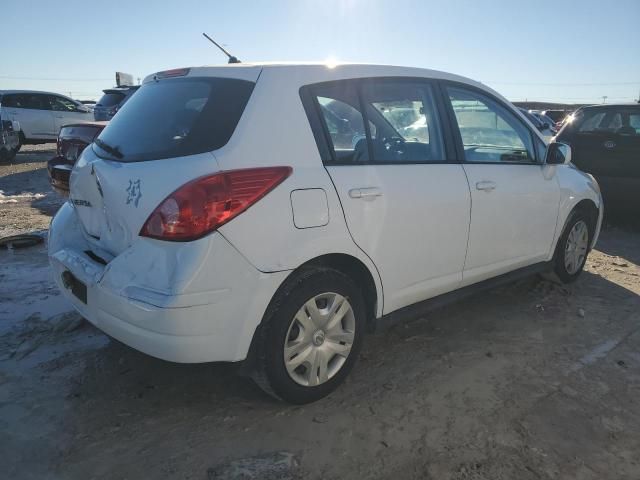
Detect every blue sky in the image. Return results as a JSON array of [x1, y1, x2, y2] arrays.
[[2, 0, 639, 103]]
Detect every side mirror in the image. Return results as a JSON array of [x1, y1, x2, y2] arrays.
[[546, 142, 572, 165]]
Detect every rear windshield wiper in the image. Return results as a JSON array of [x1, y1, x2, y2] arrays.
[[94, 138, 123, 159]]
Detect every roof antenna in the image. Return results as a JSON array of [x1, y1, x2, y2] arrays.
[[202, 33, 241, 64]]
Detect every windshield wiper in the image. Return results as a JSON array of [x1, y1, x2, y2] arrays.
[[94, 138, 123, 159]]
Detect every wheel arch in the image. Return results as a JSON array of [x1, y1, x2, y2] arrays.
[[296, 253, 380, 328], [239, 252, 382, 374], [554, 198, 601, 256], [573, 199, 599, 232]]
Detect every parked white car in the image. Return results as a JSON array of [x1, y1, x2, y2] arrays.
[[49, 63, 603, 403], [0, 90, 93, 149]]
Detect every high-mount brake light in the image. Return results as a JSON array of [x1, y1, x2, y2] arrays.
[[140, 167, 292, 242], [154, 68, 191, 79]]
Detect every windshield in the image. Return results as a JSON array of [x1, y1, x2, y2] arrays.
[[93, 77, 254, 162]]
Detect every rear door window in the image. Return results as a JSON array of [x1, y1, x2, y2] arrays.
[[94, 77, 255, 162], [310, 79, 445, 164], [361, 81, 445, 162], [313, 83, 369, 163], [7, 94, 49, 110]]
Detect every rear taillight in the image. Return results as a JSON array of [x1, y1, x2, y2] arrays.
[[140, 166, 292, 242]]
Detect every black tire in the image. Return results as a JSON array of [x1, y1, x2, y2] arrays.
[[252, 267, 366, 404], [0, 146, 17, 163], [14, 132, 25, 154], [552, 210, 593, 283]]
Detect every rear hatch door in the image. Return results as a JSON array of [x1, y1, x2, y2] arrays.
[[69, 69, 260, 256]]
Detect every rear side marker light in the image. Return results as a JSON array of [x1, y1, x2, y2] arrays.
[[140, 166, 292, 242]]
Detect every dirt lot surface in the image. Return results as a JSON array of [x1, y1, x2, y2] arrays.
[[1, 146, 639, 479]]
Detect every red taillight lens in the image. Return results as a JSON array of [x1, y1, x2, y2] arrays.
[[140, 166, 292, 242]]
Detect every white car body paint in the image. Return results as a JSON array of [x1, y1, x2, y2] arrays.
[[290, 189, 329, 229], [549, 166, 603, 253], [49, 63, 602, 364], [49, 202, 289, 362], [460, 163, 561, 286], [326, 164, 471, 314]]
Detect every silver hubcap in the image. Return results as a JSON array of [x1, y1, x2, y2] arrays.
[[564, 220, 589, 275], [284, 292, 356, 387]]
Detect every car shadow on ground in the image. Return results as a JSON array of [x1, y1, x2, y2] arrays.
[[47, 263, 640, 478], [3, 224, 637, 478], [597, 219, 640, 266], [64, 261, 640, 411]]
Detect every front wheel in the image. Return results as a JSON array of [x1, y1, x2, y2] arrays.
[[253, 268, 365, 404], [13, 132, 24, 154], [553, 211, 592, 283]]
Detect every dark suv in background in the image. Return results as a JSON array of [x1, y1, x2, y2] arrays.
[[93, 85, 139, 121], [556, 104, 640, 211]]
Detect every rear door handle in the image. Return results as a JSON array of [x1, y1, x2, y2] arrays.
[[475, 181, 496, 191], [349, 187, 383, 199]]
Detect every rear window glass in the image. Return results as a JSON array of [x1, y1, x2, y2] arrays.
[[93, 77, 254, 162], [576, 109, 640, 134], [96, 92, 125, 107]]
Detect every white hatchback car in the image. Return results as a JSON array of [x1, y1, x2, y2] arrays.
[[49, 63, 603, 403], [0, 90, 93, 148]]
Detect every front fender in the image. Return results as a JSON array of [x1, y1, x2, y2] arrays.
[[551, 165, 603, 257]]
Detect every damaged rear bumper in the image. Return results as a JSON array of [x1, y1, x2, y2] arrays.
[[48, 202, 289, 363]]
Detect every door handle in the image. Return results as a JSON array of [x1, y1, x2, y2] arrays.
[[349, 187, 383, 199], [475, 181, 496, 191]]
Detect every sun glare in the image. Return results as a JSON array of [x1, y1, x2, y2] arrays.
[[324, 56, 340, 69]]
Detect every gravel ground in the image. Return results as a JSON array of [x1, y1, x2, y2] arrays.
[[0, 144, 63, 237], [1, 146, 639, 480]]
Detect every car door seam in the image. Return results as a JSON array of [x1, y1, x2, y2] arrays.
[[460, 164, 473, 282], [322, 163, 385, 315]]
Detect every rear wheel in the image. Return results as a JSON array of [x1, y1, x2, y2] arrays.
[[0, 146, 17, 163], [553, 211, 592, 283], [253, 268, 365, 404]]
